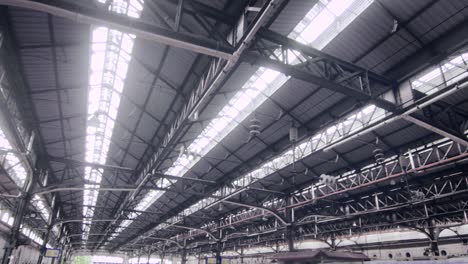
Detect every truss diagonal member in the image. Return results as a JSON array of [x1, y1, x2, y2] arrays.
[[403, 115, 468, 147], [222, 200, 289, 226], [0, 0, 234, 59]]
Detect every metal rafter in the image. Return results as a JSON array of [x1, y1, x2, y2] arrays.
[[0, 0, 235, 59]]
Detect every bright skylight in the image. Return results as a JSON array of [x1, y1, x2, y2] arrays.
[[0, 129, 27, 187], [92, 256, 124, 263], [83, 0, 144, 240], [411, 52, 468, 95], [114, 0, 374, 239]]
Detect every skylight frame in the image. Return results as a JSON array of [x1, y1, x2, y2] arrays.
[[410, 52, 468, 95], [114, 0, 375, 239]]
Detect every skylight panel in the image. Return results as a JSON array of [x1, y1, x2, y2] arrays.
[[119, 0, 374, 239], [411, 52, 468, 94], [82, 0, 144, 240], [327, 0, 355, 16], [0, 129, 27, 187], [299, 9, 335, 44]]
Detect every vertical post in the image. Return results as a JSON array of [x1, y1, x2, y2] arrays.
[[174, 0, 184, 32], [146, 244, 153, 264], [160, 245, 165, 264], [137, 249, 142, 264], [181, 240, 187, 264], [215, 241, 221, 264], [285, 195, 294, 252], [38, 197, 59, 264], [240, 247, 244, 264], [1, 172, 35, 264], [56, 224, 67, 264], [428, 224, 440, 256]]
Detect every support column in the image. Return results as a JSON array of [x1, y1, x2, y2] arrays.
[[146, 244, 153, 264], [285, 195, 294, 252], [215, 241, 222, 264], [160, 245, 165, 264], [38, 197, 59, 264], [1, 173, 35, 264], [240, 247, 244, 264], [428, 226, 441, 256], [181, 240, 187, 264], [56, 224, 66, 264]]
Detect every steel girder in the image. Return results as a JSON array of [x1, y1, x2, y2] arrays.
[[245, 28, 397, 112], [0, 0, 235, 59], [180, 177, 468, 254], [134, 136, 468, 251], [118, 62, 466, 252], [247, 28, 468, 147]]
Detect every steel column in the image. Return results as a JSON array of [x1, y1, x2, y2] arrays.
[[1, 174, 35, 264]]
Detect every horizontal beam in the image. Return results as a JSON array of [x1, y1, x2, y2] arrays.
[[403, 115, 468, 148], [157, 173, 217, 185], [0, 0, 234, 59], [48, 156, 134, 172]]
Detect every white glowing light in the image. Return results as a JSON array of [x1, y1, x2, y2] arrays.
[[82, 0, 144, 240]]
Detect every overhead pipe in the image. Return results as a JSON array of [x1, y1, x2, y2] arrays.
[[53, 219, 115, 227], [171, 224, 219, 241], [0, 192, 22, 198], [222, 200, 289, 226], [140, 236, 183, 248], [34, 186, 136, 196]]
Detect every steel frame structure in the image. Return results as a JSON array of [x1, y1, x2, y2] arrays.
[[0, 1, 467, 262]]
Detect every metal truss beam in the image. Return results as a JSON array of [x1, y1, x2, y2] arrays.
[[257, 28, 395, 86], [0, 0, 234, 59], [168, 136, 468, 243], [244, 28, 398, 112], [243, 52, 396, 112]]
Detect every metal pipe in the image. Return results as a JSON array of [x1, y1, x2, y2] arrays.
[[171, 224, 218, 241], [222, 200, 289, 226], [53, 219, 115, 227], [0, 0, 234, 59], [0, 193, 21, 198], [34, 187, 136, 196], [140, 236, 183, 248]]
